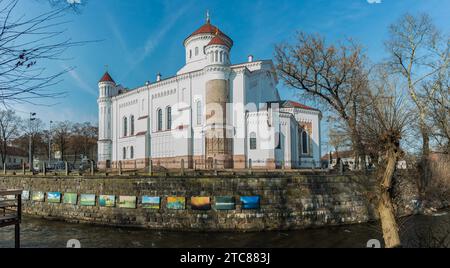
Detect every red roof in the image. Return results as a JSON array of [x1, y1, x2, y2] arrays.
[[285, 101, 320, 111], [185, 22, 233, 46], [99, 72, 115, 83], [207, 35, 229, 47], [6, 146, 27, 157]]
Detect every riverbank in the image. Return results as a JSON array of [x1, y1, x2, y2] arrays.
[[1, 174, 384, 231], [0, 210, 448, 248]]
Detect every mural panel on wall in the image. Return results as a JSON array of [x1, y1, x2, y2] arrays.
[[167, 197, 185, 210], [142, 196, 160, 209]]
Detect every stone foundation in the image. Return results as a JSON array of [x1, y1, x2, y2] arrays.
[[0, 174, 408, 231]]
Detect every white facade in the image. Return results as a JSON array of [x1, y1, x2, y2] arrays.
[[97, 17, 322, 169]]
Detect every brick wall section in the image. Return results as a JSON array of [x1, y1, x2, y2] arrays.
[[0, 174, 414, 231]]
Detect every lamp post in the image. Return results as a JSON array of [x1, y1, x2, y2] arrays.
[[48, 120, 53, 162], [29, 112, 36, 171]]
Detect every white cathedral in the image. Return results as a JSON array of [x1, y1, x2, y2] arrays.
[[97, 16, 322, 170]]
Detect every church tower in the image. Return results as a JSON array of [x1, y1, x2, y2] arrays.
[[203, 28, 233, 168], [97, 72, 117, 169]]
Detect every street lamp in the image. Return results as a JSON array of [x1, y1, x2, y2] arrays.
[[29, 112, 36, 172], [48, 121, 53, 162]]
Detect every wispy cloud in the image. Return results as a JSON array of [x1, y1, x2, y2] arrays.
[[62, 64, 97, 97], [106, 14, 132, 65], [120, 3, 192, 80]]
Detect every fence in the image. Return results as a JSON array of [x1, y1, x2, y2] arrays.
[[0, 189, 22, 248], [0, 158, 375, 177]]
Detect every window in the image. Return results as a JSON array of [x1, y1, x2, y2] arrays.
[[123, 117, 128, 137], [195, 47, 199, 56], [220, 51, 223, 62], [130, 146, 134, 159], [196, 101, 202, 125], [122, 147, 126, 160], [166, 106, 172, 130], [157, 109, 163, 131], [215, 50, 218, 62], [250, 132, 257, 150], [302, 131, 308, 154], [130, 115, 135, 135], [189, 50, 192, 58]]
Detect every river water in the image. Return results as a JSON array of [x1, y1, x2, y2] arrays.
[[0, 211, 449, 248]]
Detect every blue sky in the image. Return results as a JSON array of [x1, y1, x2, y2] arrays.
[[14, 0, 450, 149]]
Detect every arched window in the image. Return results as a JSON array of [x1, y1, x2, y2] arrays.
[[250, 132, 257, 150], [215, 51, 218, 62], [220, 51, 223, 62], [157, 109, 163, 131], [196, 101, 202, 125], [130, 115, 135, 135], [195, 47, 199, 56], [122, 147, 126, 160], [166, 106, 172, 130], [302, 131, 308, 154], [130, 146, 134, 159], [123, 117, 128, 137]]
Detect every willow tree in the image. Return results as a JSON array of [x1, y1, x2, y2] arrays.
[[359, 71, 410, 248], [275, 33, 368, 169]]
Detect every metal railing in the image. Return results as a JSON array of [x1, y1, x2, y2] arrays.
[[0, 158, 376, 177], [0, 189, 22, 248]]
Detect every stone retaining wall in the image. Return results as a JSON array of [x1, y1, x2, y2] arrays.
[[0, 174, 395, 231]]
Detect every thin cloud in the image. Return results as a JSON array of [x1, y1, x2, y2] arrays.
[[63, 64, 97, 97], [106, 13, 132, 64], [121, 3, 192, 79]]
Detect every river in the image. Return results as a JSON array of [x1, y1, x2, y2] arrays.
[[0, 211, 449, 248]]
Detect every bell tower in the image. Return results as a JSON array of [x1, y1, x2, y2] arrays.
[[97, 71, 117, 169], [204, 32, 233, 168]]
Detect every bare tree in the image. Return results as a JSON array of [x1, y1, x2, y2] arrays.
[[0, 109, 23, 164], [358, 70, 411, 248], [52, 121, 71, 161], [44, 0, 87, 13], [0, 0, 87, 105], [423, 72, 450, 154], [275, 33, 368, 169], [384, 13, 449, 193]]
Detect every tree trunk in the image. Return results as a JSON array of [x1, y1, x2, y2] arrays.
[[418, 123, 431, 198], [378, 148, 401, 248], [347, 119, 365, 170]]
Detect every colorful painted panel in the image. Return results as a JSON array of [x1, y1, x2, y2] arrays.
[[191, 197, 211, 210], [99, 195, 116, 207], [31, 191, 45, 202], [63, 193, 78, 205], [240, 196, 260, 209], [118, 196, 136, 209], [167, 197, 185, 210], [142, 196, 160, 209], [215, 196, 235, 210], [80, 194, 96, 206], [47, 192, 61, 203], [22, 190, 30, 200]]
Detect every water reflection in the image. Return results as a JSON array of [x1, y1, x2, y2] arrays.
[[0, 211, 448, 248]]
